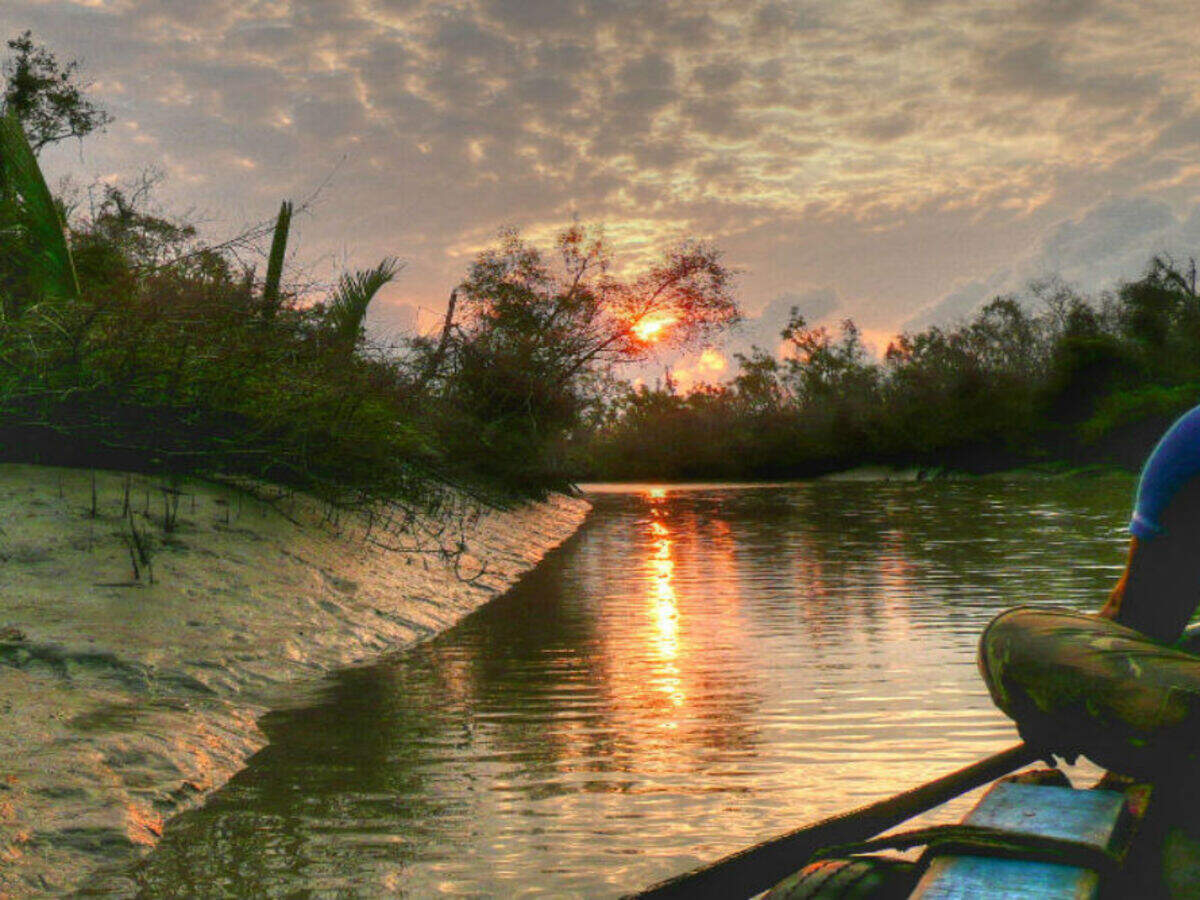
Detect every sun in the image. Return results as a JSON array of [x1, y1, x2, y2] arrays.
[[632, 313, 678, 343]]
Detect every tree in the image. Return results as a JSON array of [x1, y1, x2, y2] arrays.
[[780, 310, 878, 405], [961, 296, 1044, 373], [3, 31, 111, 153], [79, 179, 198, 268], [419, 224, 740, 487], [1118, 261, 1188, 351], [732, 346, 785, 413], [450, 224, 740, 385]]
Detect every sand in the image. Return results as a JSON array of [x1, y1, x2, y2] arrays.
[[0, 464, 589, 896]]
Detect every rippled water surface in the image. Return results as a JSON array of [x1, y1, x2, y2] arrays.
[[127, 478, 1135, 897]]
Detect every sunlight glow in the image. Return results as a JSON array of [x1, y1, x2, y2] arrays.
[[698, 347, 727, 373], [632, 314, 678, 343], [671, 347, 730, 391], [646, 502, 684, 708]]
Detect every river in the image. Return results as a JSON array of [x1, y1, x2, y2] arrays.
[[114, 477, 1134, 897]]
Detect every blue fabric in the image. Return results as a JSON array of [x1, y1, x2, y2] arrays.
[[1131, 404, 1200, 538]]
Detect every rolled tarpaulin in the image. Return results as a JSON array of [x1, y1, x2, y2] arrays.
[[979, 606, 1200, 777], [1130, 404, 1200, 539]]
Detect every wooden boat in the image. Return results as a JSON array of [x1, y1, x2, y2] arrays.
[[632, 608, 1200, 899], [763, 767, 1155, 899]]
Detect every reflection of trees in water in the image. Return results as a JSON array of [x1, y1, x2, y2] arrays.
[[128, 660, 465, 895], [715, 480, 1130, 650], [684, 485, 906, 653]]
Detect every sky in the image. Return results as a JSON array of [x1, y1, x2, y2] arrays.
[[7, 0, 1200, 383]]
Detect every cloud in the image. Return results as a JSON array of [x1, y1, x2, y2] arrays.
[[3, 0, 1199, 348], [965, 34, 1162, 107], [690, 60, 744, 93], [366, 298, 420, 340], [852, 110, 918, 143], [1019, 0, 1100, 25], [730, 288, 841, 353], [614, 52, 678, 114], [751, 1, 822, 39], [906, 196, 1200, 329], [482, 0, 587, 32], [902, 271, 1012, 330], [671, 347, 730, 391]]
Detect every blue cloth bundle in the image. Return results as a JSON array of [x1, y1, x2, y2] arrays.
[[1131, 405, 1200, 538]]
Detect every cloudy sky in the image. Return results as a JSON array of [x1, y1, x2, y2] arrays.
[[7, 0, 1200, 378]]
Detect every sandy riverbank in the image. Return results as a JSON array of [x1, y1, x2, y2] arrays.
[[0, 464, 590, 897]]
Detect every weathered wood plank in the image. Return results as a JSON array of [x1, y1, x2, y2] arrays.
[[967, 782, 1126, 846], [910, 782, 1127, 900], [914, 856, 1097, 900]]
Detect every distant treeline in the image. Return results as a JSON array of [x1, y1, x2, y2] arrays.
[[575, 261, 1200, 481]]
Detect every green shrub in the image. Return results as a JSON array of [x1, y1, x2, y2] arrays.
[[1078, 384, 1200, 445]]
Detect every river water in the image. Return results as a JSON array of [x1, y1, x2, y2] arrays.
[[122, 477, 1134, 897]]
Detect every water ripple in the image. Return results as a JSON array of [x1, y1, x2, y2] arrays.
[[126, 477, 1136, 898]]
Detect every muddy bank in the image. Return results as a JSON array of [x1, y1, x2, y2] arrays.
[[0, 465, 589, 896]]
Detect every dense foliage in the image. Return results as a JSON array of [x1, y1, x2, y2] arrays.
[[1, 128, 428, 500], [579, 266, 1200, 480], [0, 34, 739, 501]]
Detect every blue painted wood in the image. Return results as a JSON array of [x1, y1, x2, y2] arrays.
[[909, 782, 1127, 900], [966, 782, 1126, 846], [913, 855, 1098, 899]]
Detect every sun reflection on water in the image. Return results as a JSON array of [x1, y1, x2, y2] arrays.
[[646, 490, 684, 709]]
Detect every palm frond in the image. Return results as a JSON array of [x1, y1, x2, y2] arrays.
[[0, 111, 79, 303], [327, 257, 402, 351]]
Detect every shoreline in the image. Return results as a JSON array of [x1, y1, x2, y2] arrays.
[[0, 464, 590, 897], [581, 462, 1136, 490]]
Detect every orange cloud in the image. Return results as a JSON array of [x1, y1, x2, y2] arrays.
[[670, 347, 729, 392]]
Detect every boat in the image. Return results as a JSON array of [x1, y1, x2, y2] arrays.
[[762, 766, 1155, 899], [630, 608, 1200, 899]]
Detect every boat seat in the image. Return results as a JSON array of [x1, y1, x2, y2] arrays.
[[908, 781, 1129, 899]]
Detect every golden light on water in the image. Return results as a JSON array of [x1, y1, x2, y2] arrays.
[[646, 492, 684, 709]]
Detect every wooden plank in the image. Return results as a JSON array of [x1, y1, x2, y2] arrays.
[[967, 782, 1126, 847], [910, 782, 1127, 900], [914, 856, 1098, 900]]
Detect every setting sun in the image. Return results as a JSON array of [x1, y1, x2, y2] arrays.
[[632, 314, 678, 344]]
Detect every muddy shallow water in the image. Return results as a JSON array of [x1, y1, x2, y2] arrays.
[[111, 478, 1135, 897]]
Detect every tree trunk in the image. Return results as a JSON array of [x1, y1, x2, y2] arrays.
[[419, 288, 458, 388]]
